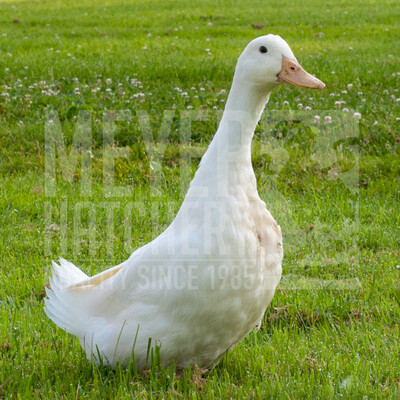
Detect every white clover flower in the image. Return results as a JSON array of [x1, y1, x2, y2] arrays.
[[347, 84, 353, 90], [283, 100, 289, 105], [297, 103, 303, 109], [305, 106, 311, 111], [314, 115, 320, 124], [106, 78, 112, 85], [18, 120, 24, 127], [187, 105, 193, 109], [353, 112, 361, 120], [342, 108, 349, 112], [325, 116, 332, 124], [373, 121, 379, 126]]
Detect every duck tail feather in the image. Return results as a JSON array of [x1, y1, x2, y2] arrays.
[[44, 258, 90, 337]]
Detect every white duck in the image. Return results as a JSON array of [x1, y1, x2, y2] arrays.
[[45, 34, 325, 370]]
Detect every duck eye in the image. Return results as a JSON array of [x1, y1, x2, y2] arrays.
[[259, 46, 268, 54]]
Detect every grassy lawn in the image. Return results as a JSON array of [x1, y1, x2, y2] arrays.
[[1, 0, 399, 398]]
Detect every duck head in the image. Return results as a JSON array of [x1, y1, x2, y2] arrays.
[[235, 34, 325, 90]]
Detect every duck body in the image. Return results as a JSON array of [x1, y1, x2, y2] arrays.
[[45, 34, 324, 370]]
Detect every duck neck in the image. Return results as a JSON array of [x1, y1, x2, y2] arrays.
[[188, 78, 274, 196], [225, 79, 271, 132], [213, 78, 274, 157]]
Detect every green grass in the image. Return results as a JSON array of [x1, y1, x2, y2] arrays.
[[1, 0, 400, 398]]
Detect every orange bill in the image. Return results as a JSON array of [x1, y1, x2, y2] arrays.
[[277, 56, 325, 90]]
